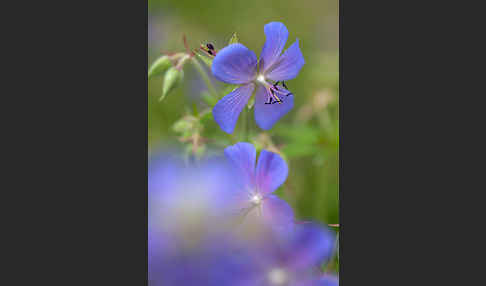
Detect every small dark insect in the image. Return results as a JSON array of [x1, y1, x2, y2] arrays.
[[200, 42, 217, 57]]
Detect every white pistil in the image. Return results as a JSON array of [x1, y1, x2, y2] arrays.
[[268, 268, 288, 285], [250, 193, 263, 205], [256, 74, 266, 85]]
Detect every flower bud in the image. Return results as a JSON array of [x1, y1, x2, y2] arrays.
[[148, 55, 171, 80], [160, 67, 184, 101], [228, 32, 239, 45]]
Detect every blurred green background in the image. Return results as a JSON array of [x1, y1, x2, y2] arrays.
[[148, 0, 339, 227]]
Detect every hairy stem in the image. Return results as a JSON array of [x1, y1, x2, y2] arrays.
[[245, 106, 251, 141], [241, 106, 248, 141], [191, 57, 218, 98]]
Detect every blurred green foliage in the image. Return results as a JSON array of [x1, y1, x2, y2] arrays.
[[148, 0, 339, 228]]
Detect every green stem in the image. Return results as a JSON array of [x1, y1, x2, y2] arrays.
[[241, 106, 248, 141], [191, 57, 218, 98], [245, 106, 251, 141]]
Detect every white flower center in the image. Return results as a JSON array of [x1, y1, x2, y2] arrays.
[[256, 74, 266, 84], [250, 193, 263, 205], [268, 268, 288, 285]]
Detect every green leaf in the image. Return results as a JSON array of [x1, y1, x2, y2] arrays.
[[228, 32, 239, 45], [148, 55, 171, 80], [160, 67, 184, 101]]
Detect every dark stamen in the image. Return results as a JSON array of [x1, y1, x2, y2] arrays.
[[206, 43, 215, 50], [282, 81, 288, 89], [207, 50, 214, 56], [269, 88, 284, 104], [273, 81, 280, 90], [265, 97, 273, 104]]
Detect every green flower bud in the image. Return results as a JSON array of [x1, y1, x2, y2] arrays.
[[160, 67, 184, 101], [172, 118, 194, 134], [148, 55, 171, 80], [228, 32, 239, 45]]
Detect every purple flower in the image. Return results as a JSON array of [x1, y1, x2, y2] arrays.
[[212, 22, 305, 133], [148, 151, 338, 286], [224, 142, 294, 230], [148, 153, 255, 286], [297, 275, 339, 286], [240, 222, 337, 286]]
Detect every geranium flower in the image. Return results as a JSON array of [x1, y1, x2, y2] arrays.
[[224, 142, 294, 230], [240, 222, 337, 286], [148, 151, 338, 286], [297, 275, 339, 286], [148, 153, 256, 286], [212, 22, 305, 133]]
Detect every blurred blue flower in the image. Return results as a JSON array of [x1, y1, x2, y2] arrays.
[[211, 22, 305, 133], [298, 274, 339, 286], [148, 151, 338, 286], [224, 142, 294, 230], [148, 153, 254, 286], [240, 221, 337, 286]]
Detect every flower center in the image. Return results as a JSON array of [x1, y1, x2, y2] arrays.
[[267, 268, 288, 285], [250, 193, 263, 205], [256, 74, 266, 84]]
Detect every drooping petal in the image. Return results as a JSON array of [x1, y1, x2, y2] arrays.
[[255, 149, 288, 194], [254, 84, 294, 130], [259, 22, 289, 73], [266, 39, 305, 81], [224, 142, 257, 190], [212, 43, 258, 84], [213, 83, 255, 134], [262, 194, 294, 229], [286, 222, 336, 270]]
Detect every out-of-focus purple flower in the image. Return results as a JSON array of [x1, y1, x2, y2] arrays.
[[224, 142, 293, 230], [240, 221, 337, 286], [148, 151, 338, 286], [148, 153, 254, 286], [211, 22, 305, 133], [297, 274, 339, 286]]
